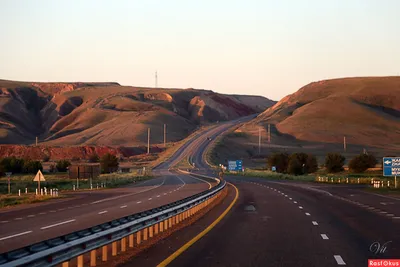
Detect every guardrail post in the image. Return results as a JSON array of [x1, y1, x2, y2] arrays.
[[155, 223, 159, 235], [143, 228, 148, 241], [112, 241, 117, 256], [164, 220, 168, 230], [169, 217, 172, 228], [102, 245, 108, 262], [160, 221, 164, 232], [175, 215, 179, 224], [137, 230, 142, 244], [129, 234, 134, 248], [121, 237, 127, 252], [62, 261, 69, 267], [77, 255, 83, 267], [90, 249, 97, 266], [149, 226, 153, 238]]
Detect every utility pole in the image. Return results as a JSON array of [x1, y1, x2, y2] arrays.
[[147, 128, 150, 154], [155, 71, 158, 88], [258, 127, 261, 154], [36, 136, 38, 146], [343, 136, 347, 152], [164, 124, 166, 148], [268, 124, 271, 143]]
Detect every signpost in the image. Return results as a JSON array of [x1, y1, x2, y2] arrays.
[[5, 172, 12, 194], [228, 160, 243, 172], [33, 170, 46, 194], [383, 157, 400, 188]]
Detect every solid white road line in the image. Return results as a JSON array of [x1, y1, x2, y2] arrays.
[[321, 234, 329, 240], [40, 219, 76, 230], [98, 211, 108, 215], [0, 231, 32, 241], [120, 205, 127, 208], [334, 255, 346, 265], [312, 221, 318, 226], [305, 213, 311, 216]]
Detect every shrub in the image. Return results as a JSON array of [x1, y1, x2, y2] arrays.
[[287, 153, 318, 175], [267, 152, 289, 173], [89, 154, 100, 163], [0, 157, 25, 173], [100, 153, 119, 173], [42, 155, 50, 162], [23, 160, 43, 173], [56, 160, 71, 172], [49, 164, 56, 173], [349, 154, 377, 173], [325, 153, 345, 173]]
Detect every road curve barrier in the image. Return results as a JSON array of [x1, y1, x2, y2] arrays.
[[0, 176, 226, 267]]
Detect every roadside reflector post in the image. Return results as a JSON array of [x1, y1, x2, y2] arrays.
[[121, 237, 126, 252], [112, 241, 117, 256], [129, 234, 134, 248], [73, 185, 75, 191], [25, 188, 27, 194], [102, 245, 107, 262], [50, 189, 53, 196], [357, 178, 360, 184], [41, 188, 43, 195], [77, 255, 83, 267], [90, 249, 97, 267], [388, 180, 390, 187], [18, 189, 20, 196]]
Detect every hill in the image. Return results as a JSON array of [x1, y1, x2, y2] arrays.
[[211, 77, 400, 167], [0, 79, 275, 146]]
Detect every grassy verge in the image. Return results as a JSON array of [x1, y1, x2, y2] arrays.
[[227, 169, 315, 182], [0, 194, 63, 209]]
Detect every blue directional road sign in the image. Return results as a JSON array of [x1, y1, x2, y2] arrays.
[[383, 157, 400, 176], [228, 160, 243, 171]]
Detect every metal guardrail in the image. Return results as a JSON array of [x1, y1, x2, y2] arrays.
[[0, 173, 225, 267]]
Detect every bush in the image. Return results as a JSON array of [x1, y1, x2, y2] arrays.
[[56, 160, 71, 172], [89, 154, 100, 163], [71, 156, 80, 162], [42, 155, 50, 162], [100, 153, 119, 173], [0, 157, 25, 173], [287, 153, 318, 175], [349, 154, 377, 173], [23, 160, 43, 174], [49, 164, 56, 173], [267, 152, 289, 173], [325, 153, 345, 173]]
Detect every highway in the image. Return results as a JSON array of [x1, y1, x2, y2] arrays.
[[0, 116, 253, 254]]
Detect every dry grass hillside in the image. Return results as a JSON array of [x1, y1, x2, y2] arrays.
[[211, 77, 400, 167], [0, 79, 275, 146]]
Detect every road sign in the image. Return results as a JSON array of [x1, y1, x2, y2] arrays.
[[228, 160, 243, 171], [33, 170, 46, 182], [383, 157, 400, 176]]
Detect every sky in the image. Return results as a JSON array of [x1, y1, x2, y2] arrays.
[[0, 0, 399, 101]]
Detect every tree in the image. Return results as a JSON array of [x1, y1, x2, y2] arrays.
[[42, 155, 50, 162], [89, 154, 100, 163], [100, 153, 119, 173], [56, 160, 71, 172], [349, 154, 377, 173], [0, 157, 25, 173], [325, 153, 345, 173], [267, 152, 289, 173], [23, 160, 43, 174], [287, 153, 318, 175]]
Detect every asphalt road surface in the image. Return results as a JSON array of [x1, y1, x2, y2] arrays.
[[124, 177, 400, 267], [0, 115, 255, 254]]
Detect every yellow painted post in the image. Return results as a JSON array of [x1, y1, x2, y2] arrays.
[[155, 223, 159, 235], [102, 245, 108, 262], [143, 227, 148, 241], [62, 262, 69, 267], [112, 241, 117, 256], [77, 255, 83, 267], [164, 220, 168, 230], [176, 215, 179, 224], [180, 213, 183, 221], [129, 234, 134, 248], [149, 226, 154, 238], [137, 231, 141, 245], [121, 237, 126, 252], [160, 221, 164, 232], [90, 250, 97, 267], [172, 216, 176, 225], [169, 218, 172, 228]]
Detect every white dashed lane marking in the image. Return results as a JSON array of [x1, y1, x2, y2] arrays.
[[40, 219, 76, 230], [98, 211, 108, 215], [312, 221, 318, 226], [137, 201, 142, 204], [120, 205, 127, 209], [148, 198, 152, 201], [0, 231, 32, 241], [299, 206, 303, 209], [334, 255, 346, 265], [305, 213, 311, 216], [27, 215, 35, 218]]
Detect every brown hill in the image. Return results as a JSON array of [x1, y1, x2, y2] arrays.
[[0, 79, 275, 146], [211, 77, 400, 167]]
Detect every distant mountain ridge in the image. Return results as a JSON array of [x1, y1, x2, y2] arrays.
[[0, 79, 275, 146]]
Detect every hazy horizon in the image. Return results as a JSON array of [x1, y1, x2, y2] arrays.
[[1, 0, 399, 101]]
